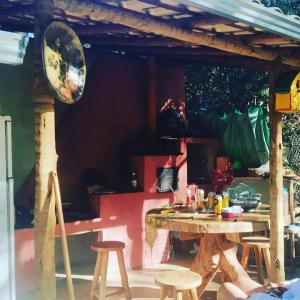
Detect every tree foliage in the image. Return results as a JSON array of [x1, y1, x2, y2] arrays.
[[185, 66, 268, 116], [185, 0, 300, 173]]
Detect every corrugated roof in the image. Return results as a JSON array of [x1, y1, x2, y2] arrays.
[[180, 0, 300, 42], [0, 30, 30, 65]]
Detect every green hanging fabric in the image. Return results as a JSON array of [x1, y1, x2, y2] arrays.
[[195, 106, 269, 168]]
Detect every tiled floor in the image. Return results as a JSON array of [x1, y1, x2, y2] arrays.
[[18, 253, 300, 300]]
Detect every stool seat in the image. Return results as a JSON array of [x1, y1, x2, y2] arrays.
[[240, 235, 271, 284], [241, 236, 270, 248], [91, 241, 125, 251], [90, 240, 131, 300], [155, 270, 202, 300]]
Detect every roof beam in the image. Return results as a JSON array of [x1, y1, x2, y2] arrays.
[[92, 47, 270, 70], [139, 0, 192, 16], [188, 15, 233, 27], [75, 24, 135, 35], [53, 0, 300, 67], [248, 34, 293, 45], [91, 44, 235, 56], [83, 36, 191, 47]]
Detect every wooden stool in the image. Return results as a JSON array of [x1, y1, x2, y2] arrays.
[[90, 241, 131, 300], [155, 270, 202, 300], [240, 236, 271, 284]]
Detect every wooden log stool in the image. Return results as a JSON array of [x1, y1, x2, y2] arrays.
[[240, 236, 271, 284], [155, 270, 202, 300], [90, 241, 131, 300]]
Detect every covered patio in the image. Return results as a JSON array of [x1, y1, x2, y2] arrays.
[[1, 0, 300, 299]]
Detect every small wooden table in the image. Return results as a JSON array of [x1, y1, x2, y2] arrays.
[[146, 212, 271, 297]]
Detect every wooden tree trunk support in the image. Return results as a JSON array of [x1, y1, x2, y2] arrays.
[[34, 76, 57, 292], [34, 17, 57, 299], [269, 61, 285, 283], [288, 179, 296, 267], [190, 234, 250, 298], [53, 0, 300, 67], [52, 172, 75, 300]]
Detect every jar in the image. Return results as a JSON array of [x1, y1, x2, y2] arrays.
[[222, 192, 229, 208], [208, 192, 215, 209], [214, 194, 222, 215]]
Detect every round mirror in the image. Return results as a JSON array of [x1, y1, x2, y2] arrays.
[[42, 21, 86, 104]]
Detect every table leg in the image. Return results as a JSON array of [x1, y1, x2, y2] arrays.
[[191, 234, 251, 298], [190, 234, 222, 297]]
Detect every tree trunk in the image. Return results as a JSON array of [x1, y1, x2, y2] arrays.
[[269, 61, 285, 283], [34, 19, 57, 299]]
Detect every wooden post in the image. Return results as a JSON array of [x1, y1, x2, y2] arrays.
[[52, 172, 75, 300], [288, 179, 296, 263], [269, 60, 285, 283], [34, 10, 57, 300], [147, 56, 157, 140]]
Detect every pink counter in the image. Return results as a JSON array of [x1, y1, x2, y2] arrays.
[[15, 153, 188, 294]]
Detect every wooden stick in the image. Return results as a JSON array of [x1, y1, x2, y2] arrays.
[[52, 171, 75, 300]]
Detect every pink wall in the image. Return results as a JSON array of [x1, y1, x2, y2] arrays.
[[56, 54, 186, 204], [157, 64, 186, 111], [15, 54, 186, 294]]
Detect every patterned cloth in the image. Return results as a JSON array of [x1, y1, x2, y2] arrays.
[[247, 279, 300, 300]]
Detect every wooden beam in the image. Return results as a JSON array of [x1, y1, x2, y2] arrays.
[[90, 47, 269, 70], [75, 24, 135, 35], [34, 2, 57, 299], [158, 55, 270, 70], [83, 36, 196, 47], [0, 4, 36, 17], [248, 34, 293, 45], [138, 0, 192, 16], [53, 0, 300, 67], [269, 60, 285, 283], [92, 45, 236, 56], [188, 15, 233, 27]]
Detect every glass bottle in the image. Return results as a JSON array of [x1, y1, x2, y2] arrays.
[[131, 172, 138, 191]]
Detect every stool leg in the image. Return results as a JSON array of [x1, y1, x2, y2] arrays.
[[174, 290, 183, 300], [160, 286, 169, 300], [289, 233, 296, 273], [189, 288, 198, 300], [262, 247, 271, 280], [241, 246, 250, 270], [90, 252, 102, 300], [254, 247, 264, 284], [116, 250, 131, 300], [98, 251, 109, 300]]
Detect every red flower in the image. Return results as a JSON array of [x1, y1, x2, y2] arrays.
[[211, 168, 234, 193]]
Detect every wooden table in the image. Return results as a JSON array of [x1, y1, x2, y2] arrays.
[[146, 212, 271, 297]]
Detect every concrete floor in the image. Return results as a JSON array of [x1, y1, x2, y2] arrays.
[[18, 255, 220, 300], [18, 251, 300, 300]]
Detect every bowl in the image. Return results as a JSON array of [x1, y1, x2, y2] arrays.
[[230, 199, 260, 212], [221, 207, 243, 219]]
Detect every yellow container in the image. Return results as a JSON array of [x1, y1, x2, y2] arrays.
[[214, 195, 222, 215], [222, 192, 229, 208], [208, 192, 215, 209], [275, 71, 300, 112]]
